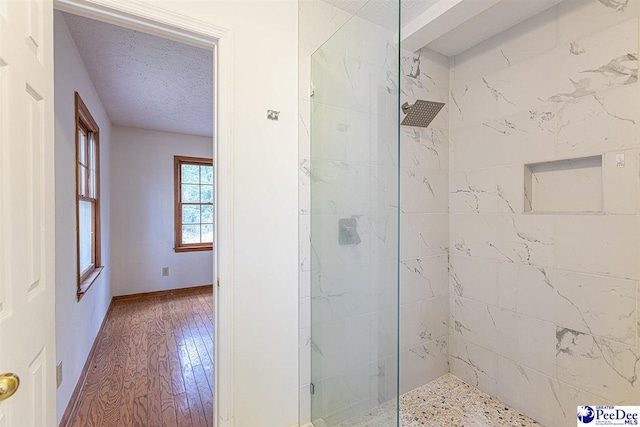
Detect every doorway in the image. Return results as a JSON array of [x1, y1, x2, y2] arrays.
[[52, 8, 217, 426]]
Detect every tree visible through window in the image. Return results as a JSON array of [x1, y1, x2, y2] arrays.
[[76, 92, 102, 298], [174, 156, 214, 252]]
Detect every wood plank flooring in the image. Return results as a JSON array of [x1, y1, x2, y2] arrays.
[[62, 286, 214, 427]]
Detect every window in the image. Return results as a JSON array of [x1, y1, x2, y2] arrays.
[[174, 156, 214, 252], [75, 92, 102, 297]]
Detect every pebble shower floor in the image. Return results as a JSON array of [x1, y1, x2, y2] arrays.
[[336, 374, 541, 427]]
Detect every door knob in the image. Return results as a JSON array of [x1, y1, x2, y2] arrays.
[[0, 373, 19, 401]]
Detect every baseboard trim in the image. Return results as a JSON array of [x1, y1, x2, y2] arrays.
[[58, 298, 115, 427], [112, 284, 213, 302]]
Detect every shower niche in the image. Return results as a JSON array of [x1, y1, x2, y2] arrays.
[[524, 155, 603, 214]]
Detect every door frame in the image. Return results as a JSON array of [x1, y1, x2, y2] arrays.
[[52, 1, 235, 425]]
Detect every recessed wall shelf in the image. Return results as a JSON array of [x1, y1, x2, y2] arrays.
[[524, 156, 603, 214]]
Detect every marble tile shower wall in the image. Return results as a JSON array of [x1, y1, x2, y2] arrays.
[[399, 47, 450, 395], [448, 1, 640, 426]]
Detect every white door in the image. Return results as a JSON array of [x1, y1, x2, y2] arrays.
[[0, 0, 56, 425]]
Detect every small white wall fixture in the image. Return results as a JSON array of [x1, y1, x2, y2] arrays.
[[52, 1, 234, 425]]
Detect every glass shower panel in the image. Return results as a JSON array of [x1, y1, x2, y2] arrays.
[[310, 1, 400, 426]]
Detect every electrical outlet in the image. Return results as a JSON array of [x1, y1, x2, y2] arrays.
[[162, 267, 169, 277], [56, 362, 63, 388]]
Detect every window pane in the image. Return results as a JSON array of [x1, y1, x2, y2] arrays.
[[202, 224, 213, 243], [181, 164, 200, 184], [182, 205, 201, 224], [88, 133, 96, 198], [182, 184, 200, 203], [79, 165, 87, 197], [78, 130, 86, 163], [201, 166, 213, 184], [201, 185, 213, 203], [182, 225, 201, 244], [79, 200, 93, 274], [201, 205, 214, 223]]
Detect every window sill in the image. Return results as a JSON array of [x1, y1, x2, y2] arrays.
[[174, 245, 213, 253], [77, 266, 104, 301]]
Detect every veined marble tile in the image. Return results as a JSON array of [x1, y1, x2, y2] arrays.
[[367, 214, 398, 262], [401, 48, 450, 118], [316, 361, 383, 424], [555, 215, 640, 280], [401, 166, 447, 214], [449, 336, 498, 398], [370, 307, 398, 362], [500, 18, 638, 115], [499, 47, 568, 116], [311, 214, 371, 270], [401, 127, 449, 173], [556, 327, 640, 405], [300, 326, 311, 384], [299, 99, 311, 159], [311, 265, 372, 324], [556, 84, 640, 158], [344, 16, 393, 68], [451, 297, 556, 376], [313, 49, 382, 116], [400, 296, 448, 350], [370, 261, 398, 314], [451, 169, 497, 213], [400, 337, 449, 395], [300, 158, 311, 215], [418, 214, 448, 256], [450, 73, 503, 128], [449, 255, 499, 306], [603, 149, 639, 214], [451, 122, 520, 171], [300, 270, 311, 300], [300, 40, 318, 102], [311, 103, 369, 163], [310, 159, 371, 215], [370, 164, 398, 215], [453, 6, 558, 87], [311, 314, 372, 381], [558, 18, 638, 99], [496, 165, 522, 213], [558, 0, 640, 48], [300, 214, 314, 271], [498, 263, 637, 344], [400, 255, 448, 305], [452, 214, 555, 267], [300, 383, 312, 425], [400, 213, 419, 260], [497, 356, 613, 427]]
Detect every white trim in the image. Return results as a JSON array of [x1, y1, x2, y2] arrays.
[[51, 1, 234, 425]]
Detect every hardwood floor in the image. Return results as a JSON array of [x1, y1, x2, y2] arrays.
[[62, 286, 214, 427]]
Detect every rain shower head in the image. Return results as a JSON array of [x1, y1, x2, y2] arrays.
[[401, 100, 445, 128]]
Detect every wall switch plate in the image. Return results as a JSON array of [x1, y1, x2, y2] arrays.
[[56, 362, 63, 388], [616, 153, 625, 167], [162, 267, 169, 276]]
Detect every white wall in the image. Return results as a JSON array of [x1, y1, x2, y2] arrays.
[[111, 126, 214, 296], [119, 1, 300, 426], [54, 11, 113, 424]]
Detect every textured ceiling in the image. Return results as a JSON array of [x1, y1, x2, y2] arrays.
[[63, 12, 214, 138], [320, 0, 440, 28]]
